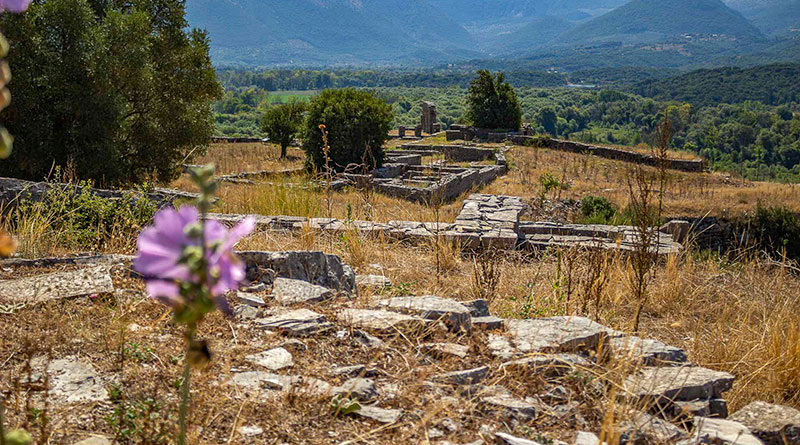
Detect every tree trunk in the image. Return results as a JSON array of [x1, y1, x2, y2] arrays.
[[280, 142, 287, 159]]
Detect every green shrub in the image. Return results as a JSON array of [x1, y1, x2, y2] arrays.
[[746, 204, 800, 259], [579, 196, 616, 223], [302, 89, 393, 172], [10, 182, 156, 255]]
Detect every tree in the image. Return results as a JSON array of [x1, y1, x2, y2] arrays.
[[261, 102, 306, 159], [0, 0, 221, 185], [538, 106, 558, 135], [302, 88, 392, 172], [466, 70, 522, 131]]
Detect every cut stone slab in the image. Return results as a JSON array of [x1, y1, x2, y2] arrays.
[[729, 401, 800, 445], [502, 317, 618, 355], [463, 299, 490, 317], [671, 398, 729, 419], [500, 353, 593, 377], [230, 371, 331, 396], [234, 291, 267, 307], [254, 309, 332, 336], [575, 432, 600, 445], [355, 405, 402, 424], [379, 296, 471, 332], [32, 357, 109, 404], [0, 266, 113, 305], [73, 436, 112, 445], [422, 342, 469, 359], [495, 432, 544, 445], [473, 316, 504, 330], [272, 277, 333, 304], [333, 378, 379, 402], [623, 366, 735, 403], [681, 417, 765, 445], [338, 308, 426, 335], [356, 274, 391, 288], [480, 395, 536, 421], [245, 347, 293, 371], [238, 251, 356, 294], [238, 425, 264, 437], [618, 410, 687, 443], [433, 366, 489, 385], [609, 336, 688, 365]]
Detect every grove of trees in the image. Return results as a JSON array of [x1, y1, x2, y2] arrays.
[[0, 0, 221, 185]]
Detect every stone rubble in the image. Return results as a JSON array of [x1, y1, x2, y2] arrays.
[[271, 277, 333, 304], [355, 405, 403, 424], [378, 295, 472, 333], [254, 309, 333, 336], [355, 274, 391, 288], [500, 316, 619, 355], [13, 248, 781, 444], [680, 417, 764, 445], [244, 347, 294, 371], [31, 357, 109, 404], [729, 401, 800, 445], [337, 308, 427, 334]]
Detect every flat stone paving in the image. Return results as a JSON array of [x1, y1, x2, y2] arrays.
[[0, 266, 113, 305], [501, 316, 619, 355]]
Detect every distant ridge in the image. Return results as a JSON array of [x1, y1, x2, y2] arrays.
[[554, 0, 765, 46]]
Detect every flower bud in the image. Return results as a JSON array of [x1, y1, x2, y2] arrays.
[[0, 34, 8, 59], [0, 127, 13, 159], [0, 61, 10, 87]]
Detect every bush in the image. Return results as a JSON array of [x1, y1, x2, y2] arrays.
[[746, 204, 800, 259], [302, 89, 393, 172], [10, 182, 156, 255], [579, 196, 616, 222], [466, 70, 522, 131]]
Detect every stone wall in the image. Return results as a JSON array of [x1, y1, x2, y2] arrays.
[[444, 128, 705, 173], [0, 177, 199, 209], [209, 193, 682, 255]]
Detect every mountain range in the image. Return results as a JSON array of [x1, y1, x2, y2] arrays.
[[185, 0, 800, 68]]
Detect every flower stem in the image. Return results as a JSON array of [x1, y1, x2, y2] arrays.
[[178, 324, 195, 445]]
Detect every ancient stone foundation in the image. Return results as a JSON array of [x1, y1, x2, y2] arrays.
[[210, 193, 682, 255], [444, 128, 705, 172]]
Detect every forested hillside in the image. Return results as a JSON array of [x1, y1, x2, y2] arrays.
[[630, 63, 800, 107]]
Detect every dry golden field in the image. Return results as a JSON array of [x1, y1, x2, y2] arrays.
[[2, 140, 799, 444]]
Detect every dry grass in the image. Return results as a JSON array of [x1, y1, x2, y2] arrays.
[[3, 140, 800, 443], [484, 145, 800, 218]]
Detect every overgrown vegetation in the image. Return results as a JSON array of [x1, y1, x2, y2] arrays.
[[5, 183, 156, 257], [742, 204, 800, 260], [302, 88, 393, 172]]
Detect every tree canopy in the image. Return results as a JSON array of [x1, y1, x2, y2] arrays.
[[0, 0, 221, 185], [261, 102, 306, 159], [466, 70, 522, 131], [302, 88, 392, 172]]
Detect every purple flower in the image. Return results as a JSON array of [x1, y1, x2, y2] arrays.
[[0, 0, 32, 13], [134, 206, 255, 313]]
